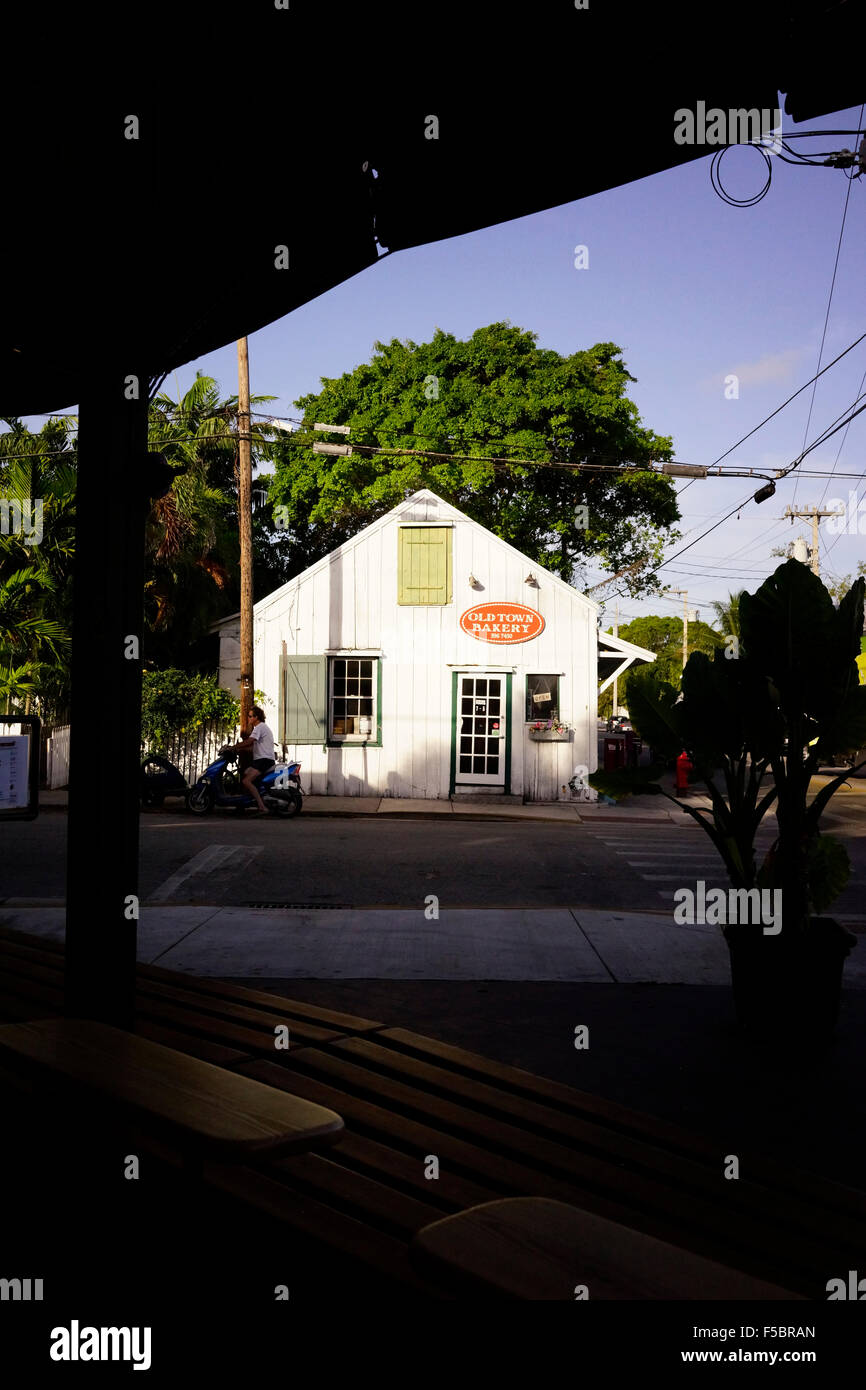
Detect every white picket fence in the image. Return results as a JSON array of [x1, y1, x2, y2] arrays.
[[41, 721, 256, 792], [141, 721, 241, 787], [46, 724, 71, 789]]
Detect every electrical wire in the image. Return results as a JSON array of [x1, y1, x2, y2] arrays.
[[790, 103, 864, 509], [13, 332, 865, 475], [706, 331, 866, 469], [818, 367, 866, 556], [708, 119, 865, 206], [710, 144, 773, 207]]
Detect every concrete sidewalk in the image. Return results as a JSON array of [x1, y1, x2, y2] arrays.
[[37, 770, 866, 821], [2, 903, 864, 986], [37, 786, 709, 823]]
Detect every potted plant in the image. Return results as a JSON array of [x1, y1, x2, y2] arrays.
[[601, 561, 866, 1045], [528, 717, 573, 741]]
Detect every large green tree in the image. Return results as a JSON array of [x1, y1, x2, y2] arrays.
[[269, 324, 681, 593], [599, 612, 724, 717]]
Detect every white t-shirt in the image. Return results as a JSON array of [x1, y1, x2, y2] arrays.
[[250, 722, 275, 762]]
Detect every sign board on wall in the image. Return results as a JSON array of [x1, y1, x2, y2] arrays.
[[0, 736, 29, 809], [459, 603, 545, 644], [0, 717, 40, 820]]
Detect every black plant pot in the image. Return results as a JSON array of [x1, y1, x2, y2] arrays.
[[724, 918, 857, 1043]]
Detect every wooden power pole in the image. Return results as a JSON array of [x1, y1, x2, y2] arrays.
[[670, 588, 689, 669], [612, 601, 619, 716], [237, 337, 254, 742], [782, 504, 845, 577]]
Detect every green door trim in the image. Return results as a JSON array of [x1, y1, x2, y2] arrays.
[[505, 672, 513, 794], [449, 670, 511, 795], [449, 670, 458, 795]]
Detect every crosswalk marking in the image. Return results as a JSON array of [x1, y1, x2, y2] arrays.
[[587, 826, 779, 908], [641, 873, 728, 880]]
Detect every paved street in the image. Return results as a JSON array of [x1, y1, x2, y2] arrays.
[[3, 793, 866, 1195], [2, 787, 865, 986], [3, 790, 866, 917]]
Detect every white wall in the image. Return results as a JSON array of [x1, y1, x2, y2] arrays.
[[217, 618, 241, 698], [253, 494, 598, 799]]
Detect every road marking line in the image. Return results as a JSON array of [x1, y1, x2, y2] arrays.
[[147, 845, 262, 902], [641, 873, 730, 880]]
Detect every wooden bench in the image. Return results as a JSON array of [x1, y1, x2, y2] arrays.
[[2, 924, 865, 1300], [410, 1198, 805, 1300], [0, 1018, 344, 1162], [0, 924, 384, 1062], [223, 1030, 866, 1299]]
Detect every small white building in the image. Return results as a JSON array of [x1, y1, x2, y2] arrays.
[[213, 489, 654, 801]]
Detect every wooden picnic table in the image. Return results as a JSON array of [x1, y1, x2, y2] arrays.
[[1, 922, 864, 1300]]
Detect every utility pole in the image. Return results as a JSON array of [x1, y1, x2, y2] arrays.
[[613, 600, 619, 716], [670, 589, 689, 669], [237, 338, 254, 744], [781, 504, 844, 578]]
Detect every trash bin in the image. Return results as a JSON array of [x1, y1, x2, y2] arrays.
[[603, 737, 624, 771]]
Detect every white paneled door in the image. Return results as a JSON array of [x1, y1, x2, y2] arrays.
[[455, 674, 506, 787]]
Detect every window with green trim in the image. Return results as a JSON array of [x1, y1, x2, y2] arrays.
[[329, 657, 379, 741]]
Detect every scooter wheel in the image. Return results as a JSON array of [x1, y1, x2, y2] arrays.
[[186, 784, 215, 816], [272, 790, 302, 817]]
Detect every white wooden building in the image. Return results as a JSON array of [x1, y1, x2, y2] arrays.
[[214, 489, 653, 801]]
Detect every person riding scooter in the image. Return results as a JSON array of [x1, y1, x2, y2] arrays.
[[234, 707, 275, 814]]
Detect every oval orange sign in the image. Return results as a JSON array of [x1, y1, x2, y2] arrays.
[[459, 603, 545, 644]]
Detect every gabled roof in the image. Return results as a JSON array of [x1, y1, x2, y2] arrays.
[[253, 489, 599, 617]]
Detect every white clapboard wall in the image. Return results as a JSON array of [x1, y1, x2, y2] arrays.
[[252, 490, 598, 800]]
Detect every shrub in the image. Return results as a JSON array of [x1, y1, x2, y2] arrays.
[[141, 670, 240, 751]]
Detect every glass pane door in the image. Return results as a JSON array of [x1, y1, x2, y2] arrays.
[[455, 674, 505, 785]]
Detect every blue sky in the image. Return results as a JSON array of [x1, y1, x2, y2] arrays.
[[23, 101, 866, 629]]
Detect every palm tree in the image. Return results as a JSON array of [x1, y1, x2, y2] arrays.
[[710, 591, 745, 639], [0, 418, 76, 716], [0, 567, 70, 714], [144, 374, 277, 662]]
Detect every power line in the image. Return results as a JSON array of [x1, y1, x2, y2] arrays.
[[820, 367, 866, 557], [791, 103, 863, 509], [623, 398, 866, 595], [713, 333, 866, 472], [605, 491, 759, 601]]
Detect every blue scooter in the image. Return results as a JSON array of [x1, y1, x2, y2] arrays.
[[185, 745, 303, 817]]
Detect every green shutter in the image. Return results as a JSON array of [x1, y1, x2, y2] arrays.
[[280, 655, 326, 743], [398, 527, 452, 604]]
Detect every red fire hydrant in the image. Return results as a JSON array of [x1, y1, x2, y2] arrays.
[[675, 751, 693, 796]]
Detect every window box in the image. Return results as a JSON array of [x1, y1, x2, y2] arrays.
[[528, 722, 573, 742]]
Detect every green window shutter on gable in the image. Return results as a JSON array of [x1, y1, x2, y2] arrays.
[[398, 527, 452, 604], [280, 655, 327, 743]]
